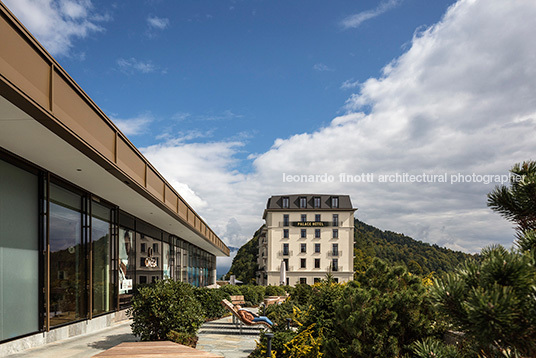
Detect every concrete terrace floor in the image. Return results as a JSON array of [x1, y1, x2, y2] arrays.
[[7, 322, 137, 358], [197, 315, 261, 358], [7, 313, 261, 358]]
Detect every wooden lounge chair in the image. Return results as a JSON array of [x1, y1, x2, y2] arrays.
[[221, 299, 272, 334]]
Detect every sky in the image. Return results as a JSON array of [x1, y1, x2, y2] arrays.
[[5, 0, 536, 274]]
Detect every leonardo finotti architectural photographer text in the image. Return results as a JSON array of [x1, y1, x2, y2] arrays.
[[282, 172, 521, 185]]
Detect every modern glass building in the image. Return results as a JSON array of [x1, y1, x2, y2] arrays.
[[0, 1, 229, 351]]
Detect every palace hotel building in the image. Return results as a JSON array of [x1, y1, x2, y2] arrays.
[[258, 195, 356, 286], [0, 2, 229, 353]]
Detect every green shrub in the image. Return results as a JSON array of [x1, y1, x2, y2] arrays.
[[431, 245, 536, 356], [194, 287, 230, 320], [290, 283, 313, 306], [220, 284, 242, 296], [167, 330, 198, 348], [322, 259, 434, 357], [411, 337, 457, 358], [265, 300, 302, 331], [249, 330, 297, 358], [265, 285, 286, 296], [239, 285, 265, 306], [128, 279, 204, 341]]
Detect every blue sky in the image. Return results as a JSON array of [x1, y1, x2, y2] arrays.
[[10, 0, 454, 157], [5, 0, 536, 274]]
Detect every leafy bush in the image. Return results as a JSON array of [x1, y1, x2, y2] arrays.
[[194, 287, 230, 320], [290, 284, 313, 306], [301, 280, 344, 336], [167, 330, 198, 348], [239, 285, 265, 306], [265, 300, 303, 331], [220, 284, 242, 296], [322, 259, 434, 357], [265, 285, 286, 296], [128, 279, 204, 341], [249, 330, 297, 358]]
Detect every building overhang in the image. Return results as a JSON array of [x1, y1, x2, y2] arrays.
[[0, 3, 229, 257]]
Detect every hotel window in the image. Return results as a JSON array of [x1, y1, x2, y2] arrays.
[[301, 214, 307, 222], [282, 197, 289, 208], [283, 243, 289, 255], [301, 258, 306, 268], [314, 197, 321, 208], [315, 214, 321, 222], [283, 258, 289, 271], [300, 278, 307, 284], [331, 196, 339, 208], [334, 278, 339, 283], [332, 259, 339, 271], [333, 214, 339, 226], [283, 229, 289, 238], [315, 243, 321, 253], [314, 277, 321, 283], [283, 214, 289, 226], [315, 229, 321, 238], [315, 258, 320, 268], [301, 243, 307, 253], [300, 197, 307, 208], [332, 243, 339, 256], [333, 229, 339, 238], [301, 229, 306, 238]]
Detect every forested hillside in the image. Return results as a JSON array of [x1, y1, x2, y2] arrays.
[[353, 219, 473, 275], [224, 226, 262, 283], [226, 219, 474, 282]]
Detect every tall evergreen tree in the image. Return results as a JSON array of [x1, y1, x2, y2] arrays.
[[487, 160, 536, 232]]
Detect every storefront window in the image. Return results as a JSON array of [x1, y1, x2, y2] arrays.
[[49, 183, 86, 326], [92, 202, 116, 315], [118, 228, 135, 307], [163, 241, 171, 279], [136, 233, 161, 284]]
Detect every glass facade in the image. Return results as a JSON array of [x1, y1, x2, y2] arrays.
[[0, 154, 218, 342], [118, 228, 135, 308], [49, 183, 87, 327], [0, 160, 39, 340], [91, 201, 116, 316]]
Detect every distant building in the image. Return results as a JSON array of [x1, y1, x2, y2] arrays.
[[258, 194, 356, 285]]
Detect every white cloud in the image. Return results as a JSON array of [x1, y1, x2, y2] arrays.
[[341, 0, 401, 29], [117, 58, 156, 74], [3, 0, 109, 56], [111, 113, 153, 136], [313, 63, 335, 72], [341, 79, 361, 90], [147, 15, 169, 30], [143, 0, 536, 271]]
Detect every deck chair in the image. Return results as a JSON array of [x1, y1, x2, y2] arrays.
[[221, 299, 272, 334]]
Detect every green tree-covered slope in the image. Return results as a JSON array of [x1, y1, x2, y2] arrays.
[[224, 226, 262, 283], [354, 219, 473, 275]]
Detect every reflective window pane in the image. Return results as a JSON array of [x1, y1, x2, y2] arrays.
[[49, 183, 86, 326]]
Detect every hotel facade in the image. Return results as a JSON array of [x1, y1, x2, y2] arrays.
[[0, 2, 229, 352], [258, 194, 356, 286]]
